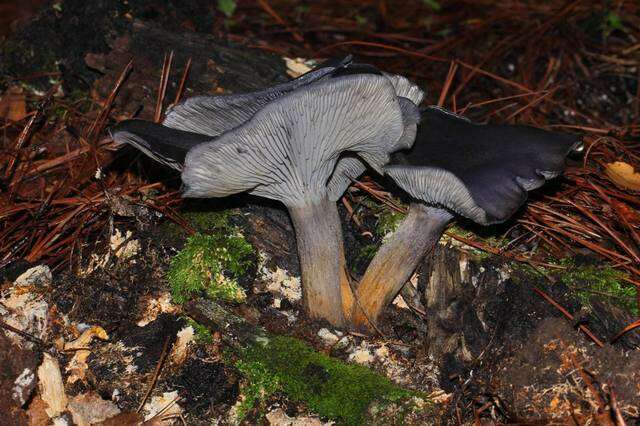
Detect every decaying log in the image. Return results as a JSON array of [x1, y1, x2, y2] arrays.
[[184, 298, 270, 351]]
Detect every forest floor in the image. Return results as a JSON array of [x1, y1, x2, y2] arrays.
[[1, 1, 640, 424]]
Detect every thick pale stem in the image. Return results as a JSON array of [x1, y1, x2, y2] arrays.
[[288, 196, 352, 327], [352, 203, 452, 331]]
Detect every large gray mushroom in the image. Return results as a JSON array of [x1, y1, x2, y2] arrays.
[[162, 58, 424, 201], [351, 106, 583, 330], [180, 75, 409, 326], [114, 57, 353, 171], [114, 73, 415, 326], [162, 56, 352, 137]]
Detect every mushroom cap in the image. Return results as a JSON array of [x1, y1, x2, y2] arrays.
[[323, 65, 424, 201], [181, 74, 405, 206], [113, 58, 423, 202], [162, 56, 352, 137], [385, 106, 581, 225], [111, 119, 211, 170]]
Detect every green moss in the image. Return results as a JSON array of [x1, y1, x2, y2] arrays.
[[162, 210, 240, 241], [167, 230, 253, 304], [558, 262, 636, 315], [237, 336, 418, 425], [185, 318, 213, 344], [235, 359, 280, 421], [376, 209, 405, 238], [184, 210, 236, 232], [355, 243, 378, 265]]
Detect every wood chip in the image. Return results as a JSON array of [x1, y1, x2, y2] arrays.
[[37, 354, 68, 418]]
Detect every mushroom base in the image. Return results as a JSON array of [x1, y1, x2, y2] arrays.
[[352, 204, 452, 332], [288, 196, 352, 327]]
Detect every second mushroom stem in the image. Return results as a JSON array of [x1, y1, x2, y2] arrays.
[[352, 203, 453, 331], [288, 195, 354, 327]]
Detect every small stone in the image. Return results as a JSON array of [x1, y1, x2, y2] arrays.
[[317, 328, 339, 345], [14, 265, 51, 287], [348, 347, 374, 365], [68, 392, 121, 426]]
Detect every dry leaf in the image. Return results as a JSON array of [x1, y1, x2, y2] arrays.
[[605, 161, 640, 191], [0, 85, 28, 121], [64, 326, 109, 384], [283, 57, 312, 78], [610, 199, 640, 226], [65, 326, 109, 351]]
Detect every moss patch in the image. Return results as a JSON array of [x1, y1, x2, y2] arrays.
[[185, 318, 214, 344], [238, 336, 417, 425], [375, 208, 405, 238], [558, 262, 636, 315], [167, 229, 254, 304], [234, 358, 280, 421], [184, 210, 238, 232]]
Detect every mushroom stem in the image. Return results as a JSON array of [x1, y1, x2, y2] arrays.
[[288, 196, 352, 327], [352, 203, 453, 331]]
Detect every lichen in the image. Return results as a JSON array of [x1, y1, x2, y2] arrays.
[[167, 229, 254, 304], [237, 336, 419, 425]]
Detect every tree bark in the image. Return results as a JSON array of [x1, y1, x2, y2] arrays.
[[185, 298, 269, 350]]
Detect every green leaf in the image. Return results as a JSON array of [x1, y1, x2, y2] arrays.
[[217, 0, 237, 18]]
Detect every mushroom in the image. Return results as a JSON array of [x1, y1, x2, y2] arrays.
[[112, 58, 354, 171], [351, 106, 583, 330], [110, 119, 211, 170], [161, 58, 425, 201], [161, 56, 352, 137], [180, 74, 414, 326], [114, 73, 416, 327]]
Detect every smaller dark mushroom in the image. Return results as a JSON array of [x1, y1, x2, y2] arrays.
[[352, 106, 583, 331], [110, 119, 211, 170]]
